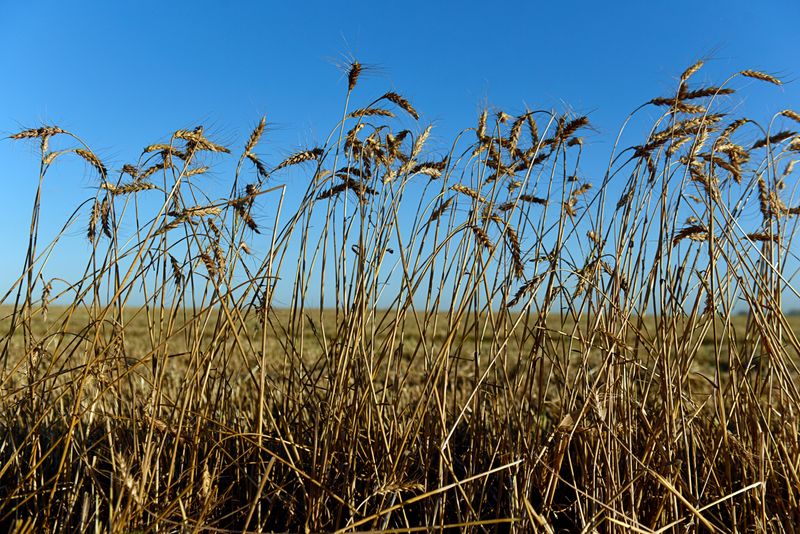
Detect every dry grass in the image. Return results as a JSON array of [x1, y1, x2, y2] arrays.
[[2, 60, 800, 532]]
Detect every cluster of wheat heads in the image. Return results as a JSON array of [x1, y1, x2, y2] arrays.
[[1, 59, 800, 532]]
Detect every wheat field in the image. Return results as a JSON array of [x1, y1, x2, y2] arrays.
[[2, 60, 800, 532]]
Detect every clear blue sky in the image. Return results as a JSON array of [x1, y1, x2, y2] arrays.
[[1, 1, 798, 305]]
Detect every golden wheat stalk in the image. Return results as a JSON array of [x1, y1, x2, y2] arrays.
[[427, 196, 453, 224], [174, 129, 231, 153], [100, 197, 112, 238], [381, 92, 420, 120], [348, 107, 395, 119], [409, 160, 447, 179], [74, 148, 107, 178], [144, 143, 175, 153], [139, 161, 169, 180], [504, 226, 524, 279], [347, 61, 361, 92], [672, 224, 709, 245], [476, 109, 488, 140], [780, 110, 800, 124], [245, 116, 266, 154], [740, 70, 782, 85], [680, 60, 704, 84], [470, 225, 494, 252], [200, 250, 217, 278], [10, 126, 65, 140], [169, 254, 183, 289], [179, 206, 222, 218], [506, 273, 546, 307], [184, 166, 209, 178], [555, 116, 589, 143], [752, 130, 797, 150], [746, 232, 778, 242], [451, 183, 487, 203], [275, 148, 324, 170], [227, 199, 260, 233], [672, 102, 708, 114], [154, 216, 197, 236], [103, 181, 158, 195]]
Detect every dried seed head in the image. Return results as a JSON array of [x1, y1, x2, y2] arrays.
[[410, 125, 432, 160], [275, 148, 324, 170], [245, 116, 266, 154], [42, 151, 59, 166], [558, 116, 589, 142], [572, 182, 592, 197], [155, 215, 196, 236], [139, 161, 169, 180], [783, 159, 798, 177], [41, 279, 52, 322], [740, 70, 782, 85], [317, 177, 375, 204], [505, 226, 524, 279], [227, 199, 260, 233], [111, 181, 158, 195], [680, 60, 704, 84], [348, 107, 395, 119], [562, 199, 577, 217], [169, 255, 183, 289], [201, 251, 217, 278], [718, 118, 751, 141], [780, 110, 800, 124], [10, 126, 65, 140], [177, 205, 221, 218], [121, 164, 139, 178], [247, 153, 269, 178], [518, 194, 548, 206], [115, 454, 142, 505], [381, 92, 420, 120], [75, 148, 107, 179], [100, 197, 112, 238], [680, 87, 735, 100], [746, 232, 777, 243], [757, 176, 790, 218], [506, 274, 546, 308], [672, 224, 709, 245], [567, 137, 584, 147], [348, 61, 361, 92], [666, 136, 692, 156], [409, 159, 447, 179], [508, 115, 525, 152], [207, 219, 220, 238], [317, 182, 349, 201], [752, 130, 797, 150], [477, 110, 488, 140], [672, 102, 707, 114], [471, 225, 494, 252], [451, 183, 486, 203], [144, 144, 173, 153], [88, 200, 99, 241], [213, 243, 226, 274], [174, 129, 230, 153], [427, 196, 453, 224], [184, 166, 209, 178], [201, 463, 213, 501]]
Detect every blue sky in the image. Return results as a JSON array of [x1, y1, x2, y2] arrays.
[[1, 1, 798, 306]]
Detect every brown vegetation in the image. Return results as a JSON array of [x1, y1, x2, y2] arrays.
[[2, 60, 800, 532]]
